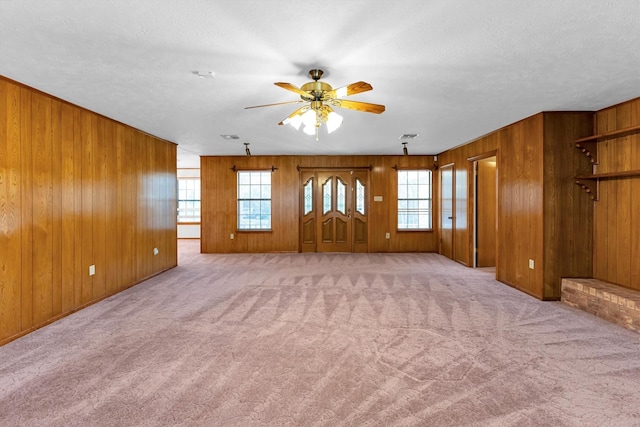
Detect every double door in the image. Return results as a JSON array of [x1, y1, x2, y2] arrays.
[[300, 170, 368, 252]]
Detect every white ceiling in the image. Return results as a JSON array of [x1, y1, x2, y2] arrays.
[[1, 1, 639, 168]]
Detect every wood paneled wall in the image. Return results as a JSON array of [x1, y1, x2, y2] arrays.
[[541, 113, 594, 298], [437, 132, 500, 267], [438, 112, 593, 300], [593, 97, 640, 290], [201, 155, 436, 253], [0, 76, 177, 345], [499, 115, 545, 297]]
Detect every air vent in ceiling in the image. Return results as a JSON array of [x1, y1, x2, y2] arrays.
[[192, 70, 215, 78], [399, 134, 419, 139], [220, 134, 240, 140]]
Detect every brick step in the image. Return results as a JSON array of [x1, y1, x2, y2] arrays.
[[561, 278, 640, 333]]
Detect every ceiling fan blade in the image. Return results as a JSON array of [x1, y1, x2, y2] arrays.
[[326, 81, 373, 99], [274, 82, 312, 98], [334, 99, 385, 114], [244, 100, 304, 109], [278, 105, 310, 125]]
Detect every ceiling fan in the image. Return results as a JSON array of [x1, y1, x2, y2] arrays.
[[245, 69, 385, 139]]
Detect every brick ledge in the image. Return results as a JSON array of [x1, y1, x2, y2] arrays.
[[561, 278, 640, 333]]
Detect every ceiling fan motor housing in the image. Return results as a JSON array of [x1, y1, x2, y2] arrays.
[[301, 81, 332, 100]]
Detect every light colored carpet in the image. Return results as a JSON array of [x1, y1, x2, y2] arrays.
[[1, 240, 640, 426]]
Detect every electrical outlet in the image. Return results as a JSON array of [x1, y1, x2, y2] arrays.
[[89, 265, 95, 276], [230, 233, 234, 240], [153, 247, 159, 255], [529, 259, 535, 269], [385, 232, 390, 239]]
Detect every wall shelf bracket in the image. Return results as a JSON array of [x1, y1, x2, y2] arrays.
[[575, 179, 599, 201], [575, 141, 598, 164]]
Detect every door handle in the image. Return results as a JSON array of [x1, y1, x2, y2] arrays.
[[448, 216, 453, 219]]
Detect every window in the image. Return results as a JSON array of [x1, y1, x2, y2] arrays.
[[237, 171, 272, 230], [397, 169, 432, 230], [178, 178, 201, 223]]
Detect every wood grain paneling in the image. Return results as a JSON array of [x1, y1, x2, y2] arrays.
[[31, 91, 54, 326], [525, 115, 544, 296], [79, 108, 94, 306], [438, 112, 593, 300], [0, 80, 22, 340], [592, 97, 640, 291], [60, 102, 76, 313], [92, 114, 106, 300], [201, 155, 436, 253], [0, 75, 177, 346], [51, 99, 63, 317], [631, 101, 640, 289], [19, 87, 33, 331], [542, 113, 594, 299], [104, 119, 118, 295]]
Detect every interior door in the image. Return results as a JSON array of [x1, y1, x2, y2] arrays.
[[317, 171, 352, 252], [440, 164, 454, 259], [454, 165, 468, 265], [351, 170, 369, 253], [299, 169, 369, 253], [300, 171, 317, 252]]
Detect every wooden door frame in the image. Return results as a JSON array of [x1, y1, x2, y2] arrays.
[[468, 150, 498, 270]]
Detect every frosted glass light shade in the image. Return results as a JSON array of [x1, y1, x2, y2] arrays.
[[287, 114, 303, 130], [326, 111, 343, 134], [302, 109, 316, 127]]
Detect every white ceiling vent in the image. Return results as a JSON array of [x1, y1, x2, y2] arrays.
[[192, 70, 215, 78], [220, 134, 240, 140], [399, 134, 419, 139]]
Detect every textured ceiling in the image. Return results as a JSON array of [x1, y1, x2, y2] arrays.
[[1, 0, 639, 168]]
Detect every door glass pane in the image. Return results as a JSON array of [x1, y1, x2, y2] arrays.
[[441, 168, 453, 230], [356, 178, 365, 215], [336, 177, 346, 214], [304, 178, 313, 215], [323, 177, 332, 214]]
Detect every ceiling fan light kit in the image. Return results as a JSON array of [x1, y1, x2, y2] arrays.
[[246, 69, 385, 140]]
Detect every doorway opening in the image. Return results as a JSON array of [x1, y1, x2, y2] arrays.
[[473, 155, 497, 268]]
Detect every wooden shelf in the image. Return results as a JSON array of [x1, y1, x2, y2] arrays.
[[575, 124, 640, 144], [575, 170, 640, 201], [575, 170, 640, 180]]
